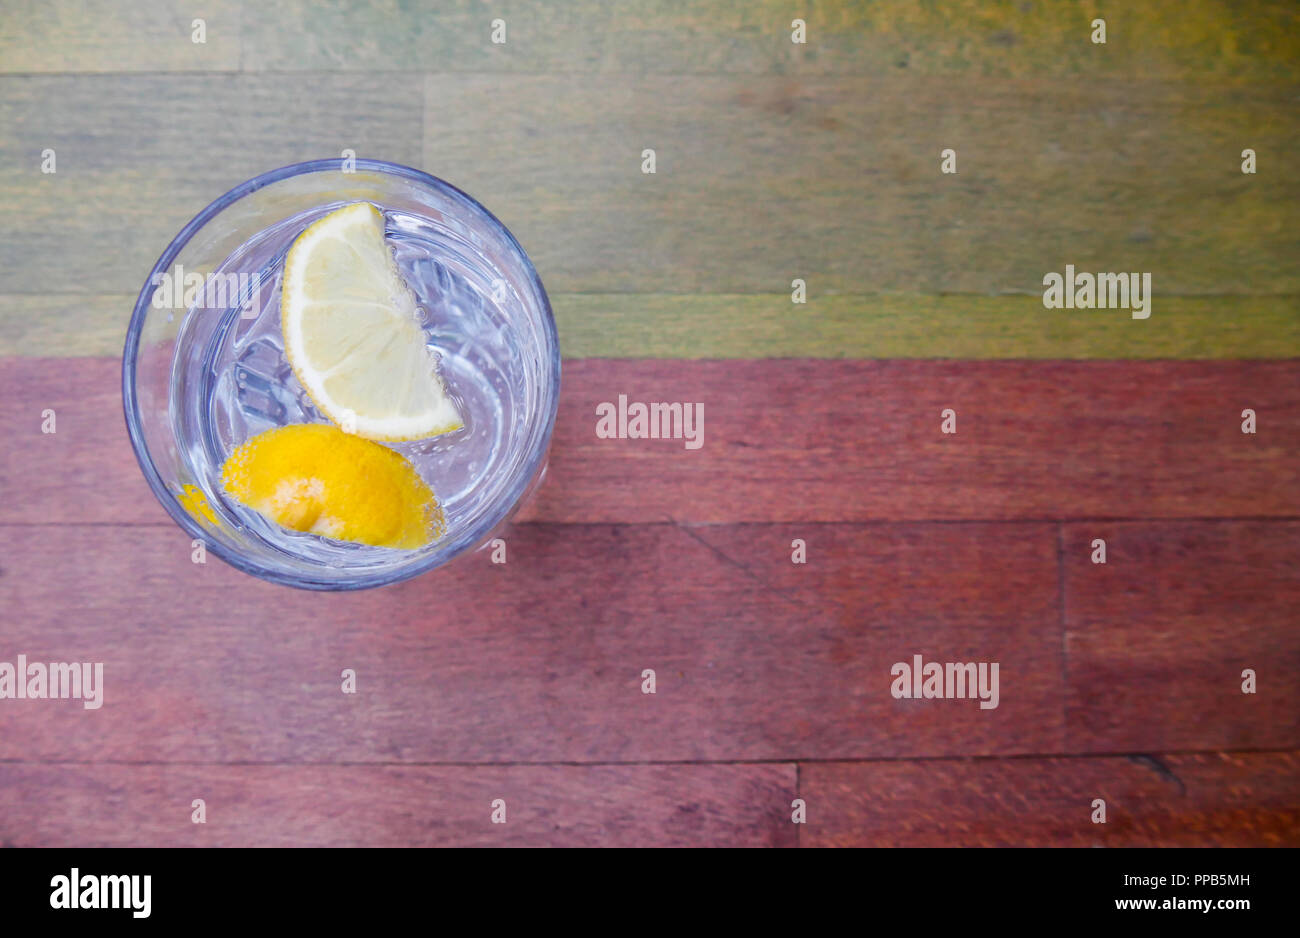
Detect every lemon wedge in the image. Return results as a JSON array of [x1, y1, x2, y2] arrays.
[[220, 423, 444, 549], [281, 202, 463, 441]]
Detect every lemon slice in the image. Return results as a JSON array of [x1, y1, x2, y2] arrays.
[[281, 201, 463, 441], [220, 423, 444, 549]]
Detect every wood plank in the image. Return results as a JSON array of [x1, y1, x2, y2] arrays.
[[802, 751, 1300, 846], [0, 357, 170, 526], [8, 293, 1300, 360], [239, 0, 1300, 80], [528, 359, 1300, 523], [1064, 522, 1300, 753], [0, 762, 796, 847], [3, 357, 1297, 526], [0, 74, 423, 295], [5, 1, 1295, 79], [422, 73, 1300, 295], [2, 74, 1296, 298], [553, 294, 1300, 361], [0, 0, 241, 73], [0, 294, 131, 358], [0, 521, 1063, 762]]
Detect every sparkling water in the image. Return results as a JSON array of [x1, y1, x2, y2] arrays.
[[168, 202, 536, 568]]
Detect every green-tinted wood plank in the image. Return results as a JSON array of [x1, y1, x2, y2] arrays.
[[554, 293, 1300, 359], [420, 74, 1299, 295], [2, 73, 1294, 296], [0, 0, 241, 73], [239, 0, 1300, 80], [0, 294, 130, 357], [6, 293, 1297, 360], [0, 74, 423, 294]]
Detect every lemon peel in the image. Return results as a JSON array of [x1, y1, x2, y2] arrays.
[[220, 423, 444, 549], [178, 483, 220, 527]]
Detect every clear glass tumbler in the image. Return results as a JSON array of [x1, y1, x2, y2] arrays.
[[123, 159, 561, 590]]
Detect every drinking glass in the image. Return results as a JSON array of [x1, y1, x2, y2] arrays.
[[123, 159, 560, 590]]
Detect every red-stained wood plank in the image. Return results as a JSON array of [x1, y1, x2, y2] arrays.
[[0, 761, 796, 847], [0, 521, 1062, 763], [2, 357, 1297, 525], [0, 356, 169, 525], [802, 751, 1300, 847], [1063, 522, 1300, 753]]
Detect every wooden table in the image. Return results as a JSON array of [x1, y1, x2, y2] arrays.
[[0, 0, 1296, 846]]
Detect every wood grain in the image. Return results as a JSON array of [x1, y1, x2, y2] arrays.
[[4, 357, 1296, 526], [1, 0, 1297, 851], [802, 751, 1300, 846], [0, 761, 796, 847], [239, 0, 1300, 80], [1, 73, 1295, 298], [1064, 522, 1300, 753], [8, 293, 1299, 360], [0, 74, 423, 295], [422, 73, 1300, 295], [0, 0, 241, 73], [0, 520, 1062, 763], [0, 356, 170, 526], [0, 295, 131, 358], [551, 293, 1300, 361], [528, 359, 1300, 523], [5, 752, 1297, 847], [5, 1, 1297, 80]]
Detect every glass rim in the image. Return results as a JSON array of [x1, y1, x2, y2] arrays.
[[121, 158, 562, 591]]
